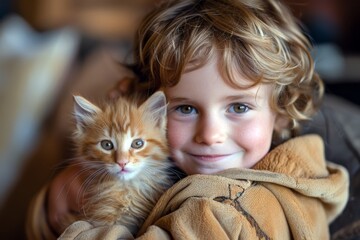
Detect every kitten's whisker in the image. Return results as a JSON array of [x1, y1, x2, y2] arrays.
[[54, 164, 94, 204], [58, 161, 103, 209], [77, 169, 104, 215], [168, 168, 183, 178]]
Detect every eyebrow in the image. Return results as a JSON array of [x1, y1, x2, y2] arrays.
[[168, 94, 263, 103], [225, 94, 262, 101], [167, 97, 191, 103]]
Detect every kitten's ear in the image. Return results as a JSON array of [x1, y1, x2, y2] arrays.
[[73, 95, 102, 131], [141, 91, 167, 128]]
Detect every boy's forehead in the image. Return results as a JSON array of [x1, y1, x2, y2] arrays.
[[164, 59, 273, 103], [180, 53, 262, 88]]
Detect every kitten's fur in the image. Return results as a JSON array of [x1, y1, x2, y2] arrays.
[[71, 91, 172, 235]]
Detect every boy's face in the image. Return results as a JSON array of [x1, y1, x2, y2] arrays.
[[165, 57, 280, 175]]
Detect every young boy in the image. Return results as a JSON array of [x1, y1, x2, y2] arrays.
[[27, 0, 349, 239]]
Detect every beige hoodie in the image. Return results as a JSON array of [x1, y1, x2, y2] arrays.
[[27, 135, 349, 239]]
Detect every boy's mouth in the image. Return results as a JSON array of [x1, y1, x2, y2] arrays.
[[189, 154, 233, 163]]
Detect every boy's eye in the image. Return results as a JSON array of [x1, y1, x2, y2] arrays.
[[176, 105, 197, 114], [131, 138, 144, 149], [100, 140, 114, 150], [228, 103, 249, 113]]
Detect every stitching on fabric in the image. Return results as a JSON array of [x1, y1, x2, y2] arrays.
[[213, 184, 271, 240]]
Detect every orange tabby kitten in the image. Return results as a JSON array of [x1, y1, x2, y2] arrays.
[[71, 91, 172, 235]]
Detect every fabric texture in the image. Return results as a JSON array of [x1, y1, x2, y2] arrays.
[[34, 134, 349, 240], [301, 94, 360, 239]]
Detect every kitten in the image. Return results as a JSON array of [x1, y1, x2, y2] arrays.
[[71, 91, 172, 235]]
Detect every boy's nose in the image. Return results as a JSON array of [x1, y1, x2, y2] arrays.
[[194, 116, 226, 145]]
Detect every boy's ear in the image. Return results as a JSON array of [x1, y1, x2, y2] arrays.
[[272, 115, 291, 144], [141, 91, 167, 129], [274, 115, 290, 132], [73, 96, 102, 132]]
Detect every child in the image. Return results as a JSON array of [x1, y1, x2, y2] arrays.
[[27, 0, 349, 239]]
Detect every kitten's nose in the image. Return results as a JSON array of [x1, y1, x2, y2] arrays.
[[117, 159, 129, 169]]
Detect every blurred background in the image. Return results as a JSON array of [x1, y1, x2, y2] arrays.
[[0, 0, 359, 239]]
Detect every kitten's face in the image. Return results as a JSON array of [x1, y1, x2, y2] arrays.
[[73, 92, 169, 181]]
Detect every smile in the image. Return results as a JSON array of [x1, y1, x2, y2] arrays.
[[189, 154, 233, 163]]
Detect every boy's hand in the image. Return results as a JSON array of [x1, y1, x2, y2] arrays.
[[46, 165, 87, 235]]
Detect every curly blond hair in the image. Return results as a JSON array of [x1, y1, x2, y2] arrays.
[[134, 0, 324, 138]]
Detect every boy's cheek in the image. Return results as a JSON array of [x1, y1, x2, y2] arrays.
[[167, 119, 195, 152], [167, 121, 185, 149], [233, 121, 274, 151]]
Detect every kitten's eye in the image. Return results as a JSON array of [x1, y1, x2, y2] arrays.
[[228, 103, 249, 114], [131, 138, 144, 149], [100, 140, 114, 150]]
